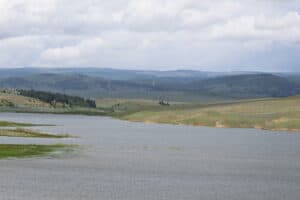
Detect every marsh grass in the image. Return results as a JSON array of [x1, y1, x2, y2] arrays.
[[0, 128, 72, 138], [0, 121, 37, 127], [0, 144, 76, 159]]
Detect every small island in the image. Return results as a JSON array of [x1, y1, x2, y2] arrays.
[[0, 120, 75, 159]]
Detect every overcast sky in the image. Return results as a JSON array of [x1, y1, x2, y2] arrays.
[[0, 0, 299, 72]]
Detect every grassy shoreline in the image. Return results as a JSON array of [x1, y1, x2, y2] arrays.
[[1, 96, 300, 132], [0, 128, 71, 138], [0, 144, 75, 159], [0, 125, 74, 159], [120, 97, 300, 132], [0, 121, 38, 127]]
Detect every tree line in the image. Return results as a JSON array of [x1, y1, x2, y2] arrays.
[[18, 89, 96, 108]]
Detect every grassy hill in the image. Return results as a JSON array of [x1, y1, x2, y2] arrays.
[[120, 96, 300, 131], [0, 89, 104, 115], [0, 90, 51, 108]]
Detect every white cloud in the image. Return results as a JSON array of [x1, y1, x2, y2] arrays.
[[41, 47, 80, 62], [211, 11, 300, 43], [0, 0, 299, 71]]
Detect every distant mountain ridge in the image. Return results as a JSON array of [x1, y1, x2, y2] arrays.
[[186, 74, 300, 98], [0, 67, 260, 79], [0, 68, 299, 101]]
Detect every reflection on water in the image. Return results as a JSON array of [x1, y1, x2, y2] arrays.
[[0, 113, 300, 200]]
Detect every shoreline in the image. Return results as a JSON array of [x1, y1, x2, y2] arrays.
[[1, 110, 299, 133]]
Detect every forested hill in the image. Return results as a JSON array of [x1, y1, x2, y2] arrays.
[[0, 68, 299, 101], [186, 74, 300, 98]]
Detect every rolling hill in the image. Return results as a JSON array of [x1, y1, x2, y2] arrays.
[[121, 96, 300, 131], [0, 68, 299, 101], [186, 74, 300, 98]]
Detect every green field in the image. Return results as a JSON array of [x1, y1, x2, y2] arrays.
[[0, 144, 75, 159]]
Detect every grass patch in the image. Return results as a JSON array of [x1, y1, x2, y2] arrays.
[[0, 144, 75, 159], [0, 128, 72, 138], [0, 121, 37, 127]]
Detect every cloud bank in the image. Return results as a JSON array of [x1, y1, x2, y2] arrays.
[[0, 0, 300, 71]]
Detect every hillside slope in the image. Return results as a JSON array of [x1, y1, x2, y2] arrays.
[[121, 96, 300, 131], [0, 90, 51, 108]]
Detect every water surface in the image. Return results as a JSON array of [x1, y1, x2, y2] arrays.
[[0, 113, 300, 200]]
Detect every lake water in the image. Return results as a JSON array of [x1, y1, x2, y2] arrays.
[[0, 113, 300, 200]]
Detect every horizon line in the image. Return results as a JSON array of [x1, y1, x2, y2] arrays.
[[0, 66, 299, 74]]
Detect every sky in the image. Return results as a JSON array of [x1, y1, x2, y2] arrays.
[[0, 0, 300, 72]]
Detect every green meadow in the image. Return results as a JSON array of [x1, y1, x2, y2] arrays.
[[0, 144, 75, 159]]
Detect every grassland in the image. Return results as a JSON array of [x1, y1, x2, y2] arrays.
[[0, 128, 71, 138], [0, 121, 37, 127], [0, 144, 75, 159], [0, 91, 51, 107], [120, 96, 300, 132], [96, 98, 206, 117]]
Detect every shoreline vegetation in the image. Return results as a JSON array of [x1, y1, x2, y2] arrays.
[[0, 121, 39, 127], [0, 144, 76, 159], [1, 90, 300, 132], [0, 120, 74, 159], [0, 128, 72, 138], [0, 120, 71, 138]]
